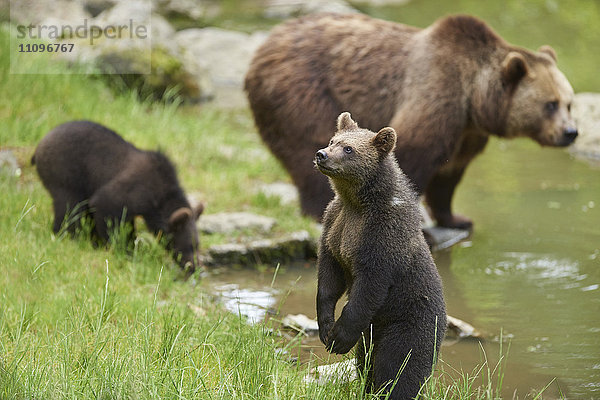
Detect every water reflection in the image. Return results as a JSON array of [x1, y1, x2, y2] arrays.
[[213, 283, 277, 324]]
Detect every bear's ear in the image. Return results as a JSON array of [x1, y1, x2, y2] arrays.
[[501, 52, 528, 85], [372, 127, 397, 155], [168, 207, 192, 230], [192, 202, 204, 221], [337, 112, 359, 131], [538, 45, 557, 62]]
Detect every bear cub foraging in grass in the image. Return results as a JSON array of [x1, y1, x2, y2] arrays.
[[246, 13, 578, 229], [33, 120, 204, 271], [315, 113, 446, 399]]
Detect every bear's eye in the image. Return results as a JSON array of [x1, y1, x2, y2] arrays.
[[329, 139, 334, 146], [567, 103, 572, 112], [544, 101, 559, 115], [344, 146, 353, 154]]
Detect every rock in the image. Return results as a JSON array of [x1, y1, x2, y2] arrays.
[[258, 182, 299, 205], [446, 315, 484, 340], [281, 313, 319, 335], [199, 212, 277, 234], [264, 0, 357, 19], [302, 359, 357, 385], [92, 1, 175, 42], [13, 0, 209, 102], [174, 27, 268, 105], [153, 0, 208, 21], [80, 0, 117, 17], [10, 0, 91, 27], [206, 230, 317, 266], [174, 28, 266, 87], [570, 92, 600, 162], [0, 150, 21, 177], [353, 0, 412, 5], [423, 226, 471, 252], [51, 1, 210, 102]]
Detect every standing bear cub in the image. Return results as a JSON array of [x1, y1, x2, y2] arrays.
[[33, 120, 204, 271], [316, 113, 446, 399], [246, 13, 578, 229]]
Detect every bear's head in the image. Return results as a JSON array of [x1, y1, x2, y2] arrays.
[[166, 203, 204, 272], [315, 112, 397, 186], [500, 46, 577, 147]]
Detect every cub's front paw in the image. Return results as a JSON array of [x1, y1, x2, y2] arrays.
[[326, 322, 360, 354], [318, 319, 334, 346]]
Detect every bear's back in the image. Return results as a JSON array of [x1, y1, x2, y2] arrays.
[[34, 121, 141, 196]]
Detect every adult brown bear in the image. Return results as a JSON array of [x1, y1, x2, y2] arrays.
[[245, 13, 578, 229]]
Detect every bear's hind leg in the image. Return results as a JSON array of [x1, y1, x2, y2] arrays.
[[425, 169, 472, 230], [371, 325, 435, 400]]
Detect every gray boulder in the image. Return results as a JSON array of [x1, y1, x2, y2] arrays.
[[199, 212, 277, 235], [281, 313, 319, 335], [153, 0, 208, 21], [206, 231, 317, 266], [0, 150, 20, 177], [258, 182, 299, 206], [264, 0, 357, 19], [92, 0, 175, 42], [10, 0, 90, 28], [174, 27, 268, 105], [80, 0, 117, 17], [353, 0, 412, 5]]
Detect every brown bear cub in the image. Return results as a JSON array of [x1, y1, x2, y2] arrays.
[[32, 120, 204, 271], [315, 113, 446, 399], [246, 13, 578, 229]]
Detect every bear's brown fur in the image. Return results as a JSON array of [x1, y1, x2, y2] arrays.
[[33, 121, 204, 271], [315, 112, 446, 399], [245, 13, 578, 229]]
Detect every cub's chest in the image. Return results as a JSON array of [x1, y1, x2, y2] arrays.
[[326, 209, 364, 270]]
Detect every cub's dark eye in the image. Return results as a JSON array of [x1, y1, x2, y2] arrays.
[[329, 139, 334, 146], [344, 146, 353, 154], [544, 101, 559, 114], [567, 103, 572, 112]]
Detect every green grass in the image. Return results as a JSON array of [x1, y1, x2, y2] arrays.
[[0, 23, 555, 399]]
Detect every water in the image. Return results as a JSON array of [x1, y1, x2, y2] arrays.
[[206, 138, 600, 399]]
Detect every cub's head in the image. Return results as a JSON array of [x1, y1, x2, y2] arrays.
[[315, 112, 397, 184], [501, 46, 577, 146], [166, 203, 204, 273]]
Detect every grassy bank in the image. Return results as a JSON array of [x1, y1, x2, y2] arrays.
[[1, 24, 541, 399]]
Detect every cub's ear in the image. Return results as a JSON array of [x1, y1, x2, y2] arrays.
[[193, 202, 204, 221], [538, 45, 557, 62], [501, 52, 528, 85], [337, 112, 359, 131], [168, 207, 192, 230], [372, 127, 397, 155]]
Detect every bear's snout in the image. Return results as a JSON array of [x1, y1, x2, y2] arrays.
[[562, 126, 578, 145], [316, 149, 328, 162]]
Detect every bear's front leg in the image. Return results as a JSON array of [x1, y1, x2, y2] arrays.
[[326, 317, 364, 354], [326, 258, 393, 354], [316, 241, 347, 346], [89, 184, 133, 243]]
